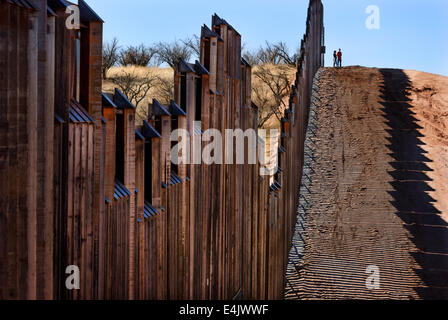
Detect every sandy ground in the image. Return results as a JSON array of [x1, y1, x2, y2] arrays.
[[285, 67, 448, 300], [404, 70, 448, 222]]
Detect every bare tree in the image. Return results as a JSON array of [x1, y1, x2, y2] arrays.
[[253, 64, 294, 127], [242, 49, 260, 66], [110, 69, 157, 111], [244, 41, 300, 67], [257, 42, 283, 65], [272, 42, 300, 67], [253, 84, 277, 127], [102, 37, 120, 79], [153, 75, 174, 105], [119, 44, 157, 67], [154, 40, 193, 68], [181, 35, 200, 60]]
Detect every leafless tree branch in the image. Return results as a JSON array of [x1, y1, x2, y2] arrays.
[[102, 37, 120, 79]]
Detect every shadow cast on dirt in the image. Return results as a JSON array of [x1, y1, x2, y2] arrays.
[[379, 69, 448, 299]]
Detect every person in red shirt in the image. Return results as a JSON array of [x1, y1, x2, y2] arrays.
[[337, 49, 342, 67]]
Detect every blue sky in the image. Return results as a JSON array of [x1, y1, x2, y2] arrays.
[[87, 0, 448, 76]]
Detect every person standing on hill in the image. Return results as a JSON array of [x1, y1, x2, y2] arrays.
[[333, 50, 337, 67], [337, 49, 343, 67]]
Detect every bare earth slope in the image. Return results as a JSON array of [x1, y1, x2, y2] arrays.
[[285, 67, 448, 300]]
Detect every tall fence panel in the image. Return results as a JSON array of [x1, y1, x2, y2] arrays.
[[0, 0, 324, 300]]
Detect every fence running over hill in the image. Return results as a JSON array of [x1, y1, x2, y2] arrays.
[[0, 0, 324, 299]]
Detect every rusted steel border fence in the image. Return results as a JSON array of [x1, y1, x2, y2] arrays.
[[0, 0, 324, 300]]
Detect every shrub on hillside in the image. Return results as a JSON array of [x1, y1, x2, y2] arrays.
[[119, 44, 157, 67]]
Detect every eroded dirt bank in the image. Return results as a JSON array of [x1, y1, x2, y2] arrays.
[[285, 67, 448, 300]]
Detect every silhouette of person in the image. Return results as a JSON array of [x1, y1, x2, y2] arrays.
[[333, 50, 337, 67]]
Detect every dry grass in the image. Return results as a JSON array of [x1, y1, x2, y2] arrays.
[[103, 66, 174, 123], [102, 64, 296, 128]]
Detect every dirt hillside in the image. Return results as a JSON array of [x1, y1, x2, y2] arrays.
[[285, 67, 448, 300]]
